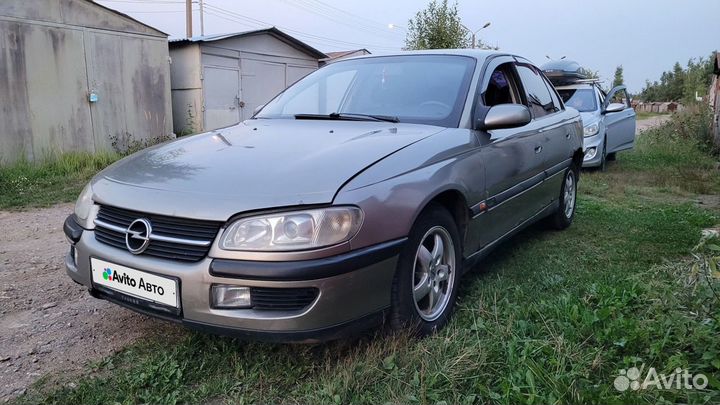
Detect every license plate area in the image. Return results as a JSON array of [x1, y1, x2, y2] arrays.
[[90, 258, 180, 309]]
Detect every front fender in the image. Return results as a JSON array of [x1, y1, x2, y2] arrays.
[[335, 137, 485, 251]]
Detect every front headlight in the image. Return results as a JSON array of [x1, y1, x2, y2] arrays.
[[584, 122, 599, 137], [74, 183, 94, 222], [219, 207, 363, 251]]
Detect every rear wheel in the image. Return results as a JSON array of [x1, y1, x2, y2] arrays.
[[389, 204, 462, 336], [549, 165, 578, 230]]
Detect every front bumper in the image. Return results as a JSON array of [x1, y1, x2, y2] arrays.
[[581, 132, 605, 168], [64, 216, 403, 342]]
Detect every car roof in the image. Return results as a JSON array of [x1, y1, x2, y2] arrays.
[[334, 49, 520, 64]]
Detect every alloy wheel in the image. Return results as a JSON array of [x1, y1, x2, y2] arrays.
[[564, 170, 576, 219], [412, 226, 456, 321]]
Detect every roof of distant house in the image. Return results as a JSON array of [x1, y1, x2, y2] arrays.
[[323, 49, 371, 60], [169, 27, 326, 59]]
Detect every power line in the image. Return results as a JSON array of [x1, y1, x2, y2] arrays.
[[123, 9, 196, 13], [203, 9, 266, 31], [202, 2, 401, 51], [295, 0, 402, 36], [204, 6, 390, 50], [285, 0, 402, 40]]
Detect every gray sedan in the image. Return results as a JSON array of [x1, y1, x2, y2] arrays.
[[64, 50, 583, 341]]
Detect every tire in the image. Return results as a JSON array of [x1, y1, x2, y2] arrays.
[[598, 141, 607, 172], [389, 204, 462, 336], [549, 165, 578, 230], [606, 152, 616, 161]]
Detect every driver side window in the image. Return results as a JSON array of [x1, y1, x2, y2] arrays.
[[612, 89, 631, 107], [483, 63, 522, 107]]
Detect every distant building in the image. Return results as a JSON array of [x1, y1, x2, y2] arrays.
[[0, 0, 173, 163], [320, 49, 371, 66], [169, 28, 326, 133]]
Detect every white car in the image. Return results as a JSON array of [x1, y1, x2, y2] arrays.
[[543, 61, 636, 170]]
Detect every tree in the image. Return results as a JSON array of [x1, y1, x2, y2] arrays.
[[405, 0, 470, 50], [613, 65, 624, 87], [638, 53, 715, 102], [578, 67, 599, 80], [669, 62, 684, 100]]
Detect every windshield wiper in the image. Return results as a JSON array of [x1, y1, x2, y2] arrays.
[[294, 112, 400, 123]]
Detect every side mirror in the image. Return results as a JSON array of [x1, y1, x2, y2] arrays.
[[252, 104, 265, 116], [603, 103, 625, 114], [476, 104, 532, 130]]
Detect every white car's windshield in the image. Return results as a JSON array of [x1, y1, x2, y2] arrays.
[[557, 88, 597, 112], [256, 55, 476, 127]]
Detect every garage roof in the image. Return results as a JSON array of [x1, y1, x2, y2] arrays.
[[170, 27, 326, 59]]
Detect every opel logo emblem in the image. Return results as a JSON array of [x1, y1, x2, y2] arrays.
[[125, 218, 152, 254]]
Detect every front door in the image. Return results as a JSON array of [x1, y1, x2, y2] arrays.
[[203, 66, 240, 130], [603, 85, 636, 153], [466, 59, 548, 251]]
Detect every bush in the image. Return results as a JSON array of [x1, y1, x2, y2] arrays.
[[664, 104, 716, 154]]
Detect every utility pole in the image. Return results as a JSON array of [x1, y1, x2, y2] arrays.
[[185, 0, 192, 38], [199, 0, 204, 36]]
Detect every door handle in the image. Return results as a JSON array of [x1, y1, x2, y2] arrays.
[[565, 132, 571, 139], [535, 145, 543, 154]]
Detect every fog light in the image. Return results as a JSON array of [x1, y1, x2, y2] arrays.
[[584, 147, 597, 161], [211, 285, 251, 309], [72, 246, 79, 266]]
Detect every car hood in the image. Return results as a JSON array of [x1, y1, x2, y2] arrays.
[[91, 120, 444, 221], [579, 111, 599, 126]]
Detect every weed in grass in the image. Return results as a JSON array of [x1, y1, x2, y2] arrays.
[[0, 152, 122, 210]]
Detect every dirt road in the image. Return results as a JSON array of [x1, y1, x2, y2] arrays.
[[0, 204, 181, 401], [636, 114, 671, 133]]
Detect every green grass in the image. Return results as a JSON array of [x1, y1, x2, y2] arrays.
[[13, 113, 720, 404], [0, 152, 121, 210], [583, 111, 720, 201], [635, 111, 668, 121]]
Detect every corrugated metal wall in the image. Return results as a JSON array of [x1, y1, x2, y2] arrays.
[[0, 0, 173, 163], [169, 33, 319, 133]]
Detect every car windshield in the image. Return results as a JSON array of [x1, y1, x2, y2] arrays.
[[256, 55, 476, 127], [557, 88, 597, 112]]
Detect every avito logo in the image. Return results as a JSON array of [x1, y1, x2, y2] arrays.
[[102, 268, 113, 281]]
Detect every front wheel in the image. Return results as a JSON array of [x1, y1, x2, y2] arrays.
[[598, 141, 607, 172], [389, 204, 462, 336], [549, 165, 578, 230]]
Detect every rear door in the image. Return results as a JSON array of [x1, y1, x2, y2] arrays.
[[603, 85, 636, 152]]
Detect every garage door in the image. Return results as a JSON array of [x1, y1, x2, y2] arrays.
[[203, 66, 240, 130], [240, 59, 286, 120]]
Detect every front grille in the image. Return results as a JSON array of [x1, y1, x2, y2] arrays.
[[94, 205, 222, 262], [250, 287, 319, 311]]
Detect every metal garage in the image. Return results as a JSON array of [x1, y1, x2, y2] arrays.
[[169, 27, 326, 133], [0, 0, 173, 163]]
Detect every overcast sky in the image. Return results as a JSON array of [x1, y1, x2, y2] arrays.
[[98, 0, 719, 93]]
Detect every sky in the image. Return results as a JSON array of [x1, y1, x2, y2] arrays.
[[98, 0, 720, 93]]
